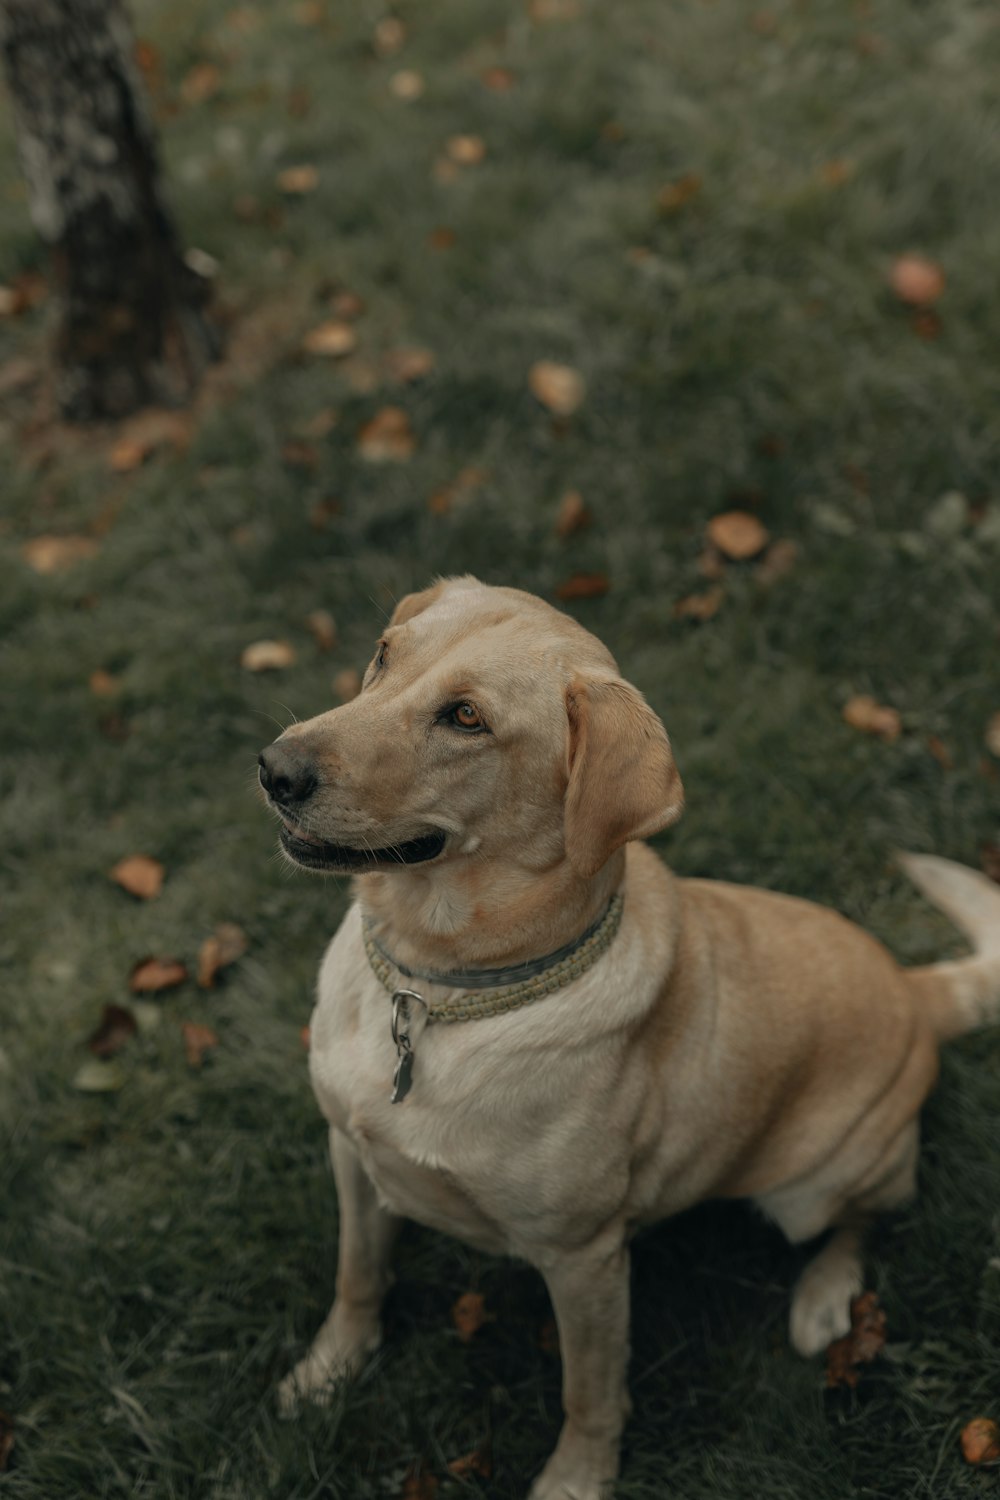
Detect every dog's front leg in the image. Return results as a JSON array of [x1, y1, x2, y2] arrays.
[[529, 1232, 631, 1500], [278, 1126, 401, 1414]]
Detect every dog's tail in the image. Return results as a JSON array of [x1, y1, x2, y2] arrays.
[[899, 853, 1000, 1042]]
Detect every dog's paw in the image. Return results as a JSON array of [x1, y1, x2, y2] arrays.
[[527, 1446, 616, 1500], [277, 1320, 382, 1418], [789, 1241, 863, 1358]]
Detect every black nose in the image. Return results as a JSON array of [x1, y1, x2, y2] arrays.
[[258, 742, 318, 808]]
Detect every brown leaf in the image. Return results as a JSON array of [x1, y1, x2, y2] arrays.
[[447, 1441, 493, 1479], [302, 320, 357, 358], [820, 158, 853, 187], [961, 1417, 1000, 1466], [108, 438, 151, 473], [89, 669, 121, 697], [481, 66, 515, 91], [554, 572, 610, 602], [241, 639, 297, 672], [22, 535, 99, 574], [374, 16, 406, 54], [87, 1004, 138, 1058], [400, 1467, 438, 1500], [529, 0, 581, 19], [755, 538, 799, 585], [926, 735, 954, 771], [333, 667, 363, 703], [277, 164, 319, 195], [706, 510, 770, 561], [825, 1290, 886, 1389], [298, 408, 339, 439], [451, 1290, 489, 1342], [889, 254, 945, 308], [330, 290, 365, 320], [529, 360, 586, 416], [842, 694, 902, 743], [698, 546, 726, 580], [447, 133, 487, 165], [385, 347, 435, 383], [309, 497, 341, 529], [182, 1020, 219, 1069], [911, 310, 942, 341], [293, 0, 325, 23], [109, 855, 165, 900], [428, 465, 488, 516], [985, 711, 1000, 759], [181, 61, 221, 105], [390, 69, 425, 100], [281, 441, 319, 472], [357, 407, 416, 462], [197, 923, 249, 988], [2, 269, 47, 314], [554, 489, 591, 539], [428, 226, 456, 250], [673, 586, 724, 622], [300, 1024, 312, 1049], [657, 172, 702, 212], [981, 842, 1000, 884], [306, 609, 338, 650], [130, 957, 189, 994], [0, 1410, 14, 1472]]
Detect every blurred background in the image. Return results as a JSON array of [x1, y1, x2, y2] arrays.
[[1, 0, 999, 1495]]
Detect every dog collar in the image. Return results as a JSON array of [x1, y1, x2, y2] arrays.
[[362, 892, 625, 1102]]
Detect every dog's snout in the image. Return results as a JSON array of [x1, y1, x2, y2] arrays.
[[258, 742, 318, 808]]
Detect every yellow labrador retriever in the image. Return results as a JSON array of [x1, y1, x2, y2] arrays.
[[259, 576, 1000, 1500]]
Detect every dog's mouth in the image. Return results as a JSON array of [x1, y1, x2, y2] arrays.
[[278, 818, 447, 872]]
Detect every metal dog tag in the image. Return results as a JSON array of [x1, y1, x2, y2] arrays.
[[391, 1047, 414, 1104], [390, 989, 426, 1104]]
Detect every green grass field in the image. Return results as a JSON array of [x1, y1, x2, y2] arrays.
[[2, 0, 999, 1494]]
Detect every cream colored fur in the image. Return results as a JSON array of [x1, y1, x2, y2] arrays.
[[262, 578, 1000, 1500]]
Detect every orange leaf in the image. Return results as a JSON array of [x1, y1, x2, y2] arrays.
[[889, 254, 944, 307], [373, 16, 405, 54], [356, 407, 416, 462], [481, 66, 515, 91], [985, 711, 1000, 759], [447, 1442, 492, 1479], [108, 437, 151, 473], [278, 164, 319, 195], [333, 667, 362, 702], [109, 854, 165, 900], [390, 69, 424, 100], [673, 586, 724, 622], [22, 535, 98, 574], [825, 1291, 886, 1389], [554, 489, 591, 539], [306, 609, 338, 650], [554, 572, 610, 601], [755, 538, 799, 584], [385, 347, 435, 383], [447, 134, 486, 165], [400, 1468, 438, 1500], [87, 1004, 137, 1058], [182, 1021, 219, 1069], [197, 923, 248, 988], [428, 226, 456, 250], [657, 172, 702, 212], [241, 639, 297, 671], [842, 694, 902, 743], [961, 1418, 1000, 1466], [130, 957, 188, 994], [451, 1290, 489, 1342], [926, 735, 954, 771], [428, 465, 487, 516], [706, 510, 769, 560], [300, 1024, 312, 1049], [89, 669, 121, 697], [181, 61, 221, 105], [330, 289, 365, 320], [529, 360, 585, 416], [302, 320, 357, 357]]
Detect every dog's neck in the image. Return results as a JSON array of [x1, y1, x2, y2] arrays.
[[355, 848, 625, 976]]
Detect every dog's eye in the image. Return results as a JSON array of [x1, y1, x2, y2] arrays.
[[375, 641, 388, 669], [448, 702, 486, 732]]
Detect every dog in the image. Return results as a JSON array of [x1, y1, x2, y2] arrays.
[[258, 575, 1000, 1500]]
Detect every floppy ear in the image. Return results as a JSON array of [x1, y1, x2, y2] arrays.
[[389, 582, 447, 627], [564, 675, 684, 878]]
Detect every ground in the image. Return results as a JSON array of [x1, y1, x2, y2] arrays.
[[1, 0, 1000, 1495]]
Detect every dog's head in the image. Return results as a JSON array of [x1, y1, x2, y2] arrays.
[[258, 577, 683, 881]]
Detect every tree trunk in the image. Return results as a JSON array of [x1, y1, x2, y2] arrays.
[[0, 0, 219, 420]]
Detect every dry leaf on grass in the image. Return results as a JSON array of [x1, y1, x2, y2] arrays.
[[0, 1411, 13, 1473], [390, 69, 424, 100], [300, 1024, 311, 1049], [357, 406, 416, 462], [926, 735, 954, 771], [373, 16, 405, 54], [385, 346, 435, 383], [529, 360, 585, 416], [961, 1417, 1000, 1466], [302, 320, 357, 357], [428, 465, 487, 516], [706, 510, 769, 560], [72, 1058, 126, 1093], [108, 438, 151, 473], [755, 538, 799, 584], [198, 923, 248, 988], [400, 1467, 438, 1500], [87, 1004, 137, 1058], [843, 694, 902, 743], [482, 66, 515, 90], [554, 489, 591, 539], [451, 1291, 490, 1342], [555, 572, 610, 602], [182, 1020, 219, 1069], [657, 172, 702, 211], [241, 639, 296, 672], [673, 587, 724, 622], [306, 609, 337, 650], [108, 409, 191, 472], [130, 957, 188, 994], [180, 61, 221, 105], [109, 855, 165, 900], [985, 712, 1000, 759], [825, 1291, 886, 1389], [22, 535, 98, 574], [447, 133, 486, 165], [89, 669, 121, 697], [447, 1442, 492, 1479], [333, 667, 362, 702], [889, 254, 945, 307], [277, 164, 319, 194], [281, 441, 319, 472]]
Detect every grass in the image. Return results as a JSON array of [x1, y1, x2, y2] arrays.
[[1, 0, 1000, 1494]]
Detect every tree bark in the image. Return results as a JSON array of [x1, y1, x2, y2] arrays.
[[0, 0, 218, 420]]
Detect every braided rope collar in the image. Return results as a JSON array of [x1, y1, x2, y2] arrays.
[[363, 891, 624, 1026]]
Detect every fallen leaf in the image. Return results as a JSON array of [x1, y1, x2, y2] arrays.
[[0, 1410, 13, 1472], [657, 172, 702, 211], [451, 1291, 489, 1342], [385, 346, 435, 383], [0, 285, 17, 317], [182, 1020, 219, 1068], [960, 1418, 1000, 1466], [306, 609, 338, 650], [300, 1024, 311, 1049], [293, 0, 325, 23], [180, 61, 221, 105], [281, 440, 319, 472], [820, 158, 853, 187], [911, 310, 942, 341], [825, 1291, 886, 1389], [554, 489, 591, 539], [447, 133, 486, 165], [981, 843, 1000, 884], [401, 1466, 438, 1500], [447, 1441, 492, 1479], [130, 957, 189, 994], [89, 669, 121, 697], [985, 711, 1000, 759], [333, 667, 362, 702], [357, 406, 416, 462], [481, 65, 515, 90], [529, 0, 580, 19], [330, 289, 365, 320], [750, 9, 777, 35], [554, 572, 610, 601], [87, 1004, 137, 1058], [241, 639, 297, 671], [926, 735, 954, 771], [889, 254, 945, 307], [310, 497, 341, 529], [601, 120, 626, 143], [298, 408, 339, 438], [277, 163, 319, 194], [2, 269, 46, 314], [428, 226, 456, 250], [706, 510, 769, 560], [755, 538, 799, 584], [302, 320, 357, 357], [374, 16, 405, 54], [698, 546, 726, 580], [109, 854, 165, 900], [673, 586, 724, 622], [197, 923, 249, 988], [98, 712, 130, 743], [390, 69, 424, 100], [72, 1058, 126, 1093], [428, 465, 487, 516], [842, 694, 902, 743], [22, 535, 98, 574], [108, 438, 150, 473], [529, 360, 586, 416]]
